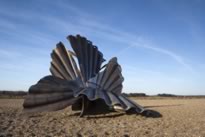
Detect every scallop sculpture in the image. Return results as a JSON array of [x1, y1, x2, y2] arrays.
[[23, 35, 161, 117]]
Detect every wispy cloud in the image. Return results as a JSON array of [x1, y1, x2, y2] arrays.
[[49, 4, 193, 71], [130, 42, 194, 72], [0, 1, 194, 73], [78, 19, 194, 72]]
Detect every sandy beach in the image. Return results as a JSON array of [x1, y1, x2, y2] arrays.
[[0, 98, 205, 137]]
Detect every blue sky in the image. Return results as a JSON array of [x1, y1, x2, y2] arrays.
[[0, 0, 205, 95]]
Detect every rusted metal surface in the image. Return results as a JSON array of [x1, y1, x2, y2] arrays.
[[23, 34, 161, 117]]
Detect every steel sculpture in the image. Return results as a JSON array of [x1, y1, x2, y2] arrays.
[[23, 35, 161, 117]]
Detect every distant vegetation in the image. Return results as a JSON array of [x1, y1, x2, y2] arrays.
[[0, 90, 27, 98], [122, 93, 147, 97], [157, 93, 177, 97], [0, 91, 205, 99], [123, 92, 205, 98]]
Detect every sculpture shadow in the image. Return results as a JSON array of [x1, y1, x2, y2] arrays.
[[71, 99, 162, 118], [126, 108, 162, 118]]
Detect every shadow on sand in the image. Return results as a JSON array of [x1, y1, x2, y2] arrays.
[[70, 99, 162, 118]]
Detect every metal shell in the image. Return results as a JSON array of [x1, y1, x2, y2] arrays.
[[23, 34, 146, 115]]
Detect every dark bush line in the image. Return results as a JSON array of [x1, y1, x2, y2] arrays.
[[157, 93, 177, 97], [157, 93, 205, 98], [0, 90, 27, 97], [123, 93, 205, 98], [122, 93, 147, 97], [0, 91, 204, 98]]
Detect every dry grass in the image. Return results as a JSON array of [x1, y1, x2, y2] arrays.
[[0, 98, 205, 137]]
